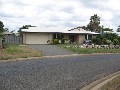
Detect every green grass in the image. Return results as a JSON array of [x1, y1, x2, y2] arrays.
[[99, 75, 120, 90], [57, 44, 120, 54], [0, 45, 43, 60], [5, 45, 23, 54]]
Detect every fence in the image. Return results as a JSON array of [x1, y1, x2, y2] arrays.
[[4, 34, 23, 44]]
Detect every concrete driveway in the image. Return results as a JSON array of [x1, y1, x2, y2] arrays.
[[27, 45, 74, 56], [0, 54, 120, 90]]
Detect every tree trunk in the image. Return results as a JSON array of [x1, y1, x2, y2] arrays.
[[0, 39, 5, 49]]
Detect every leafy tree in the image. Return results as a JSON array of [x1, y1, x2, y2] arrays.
[[0, 21, 4, 34], [81, 15, 113, 33], [118, 37, 120, 43], [3, 28, 15, 33], [4, 28, 9, 32], [0, 21, 4, 48], [81, 26, 87, 30], [103, 27, 113, 32], [97, 25, 104, 33], [117, 25, 120, 32], [104, 33, 118, 41], [18, 25, 36, 32], [87, 14, 100, 32]]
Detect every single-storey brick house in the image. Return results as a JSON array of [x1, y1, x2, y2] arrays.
[[21, 27, 99, 44]]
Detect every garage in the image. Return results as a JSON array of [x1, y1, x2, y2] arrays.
[[23, 33, 52, 44]]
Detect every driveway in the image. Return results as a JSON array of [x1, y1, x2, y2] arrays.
[[0, 54, 120, 90], [27, 45, 74, 56]]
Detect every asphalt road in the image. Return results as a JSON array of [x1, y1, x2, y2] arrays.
[[0, 54, 120, 90]]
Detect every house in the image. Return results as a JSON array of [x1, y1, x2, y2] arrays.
[[21, 26, 99, 44]]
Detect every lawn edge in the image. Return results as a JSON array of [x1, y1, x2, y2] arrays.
[[0, 53, 120, 62], [81, 71, 120, 90]]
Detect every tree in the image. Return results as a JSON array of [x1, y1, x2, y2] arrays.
[[117, 25, 120, 32], [87, 14, 101, 32], [0, 21, 4, 48], [18, 25, 36, 32], [81, 26, 87, 30], [4, 28, 9, 32], [0, 21, 4, 33], [103, 27, 113, 32]]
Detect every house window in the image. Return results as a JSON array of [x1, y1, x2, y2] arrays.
[[53, 34, 63, 40], [85, 35, 92, 40], [85, 35, 87, 40]]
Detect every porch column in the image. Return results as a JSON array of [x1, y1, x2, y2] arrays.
[[56, 34, 57, 38], [87, 34, 88, 40]]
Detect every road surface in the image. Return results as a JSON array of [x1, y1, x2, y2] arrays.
[[0, 54, 120, 90]]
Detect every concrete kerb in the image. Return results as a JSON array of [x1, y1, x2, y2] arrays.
[[81, 71, 120, 90]]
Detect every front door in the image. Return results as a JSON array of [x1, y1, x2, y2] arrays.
[[69, 34, 76, 43]]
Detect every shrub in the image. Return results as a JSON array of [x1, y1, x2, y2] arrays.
[[118, 37, 120, 44], [61, 39, 64, 44], [96, 38, 102, 45], [61, 39, 70, 44], [113, 39, 119, 45], [102, 38, 108, 45], [92, 38, 102, 45], [106, 40, 111, 45], [53, 38, 59, 44], [47, 40, 53, 44], [92, 38, 97, 44]]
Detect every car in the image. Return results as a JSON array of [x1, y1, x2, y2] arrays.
[[84, 40, 92, 45]]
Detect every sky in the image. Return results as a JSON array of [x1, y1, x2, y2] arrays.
[[0, 0, 120, 32]]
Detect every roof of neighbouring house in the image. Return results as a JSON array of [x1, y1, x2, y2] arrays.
[[2, 32, 13, 35], [21, 26, 100, 35]]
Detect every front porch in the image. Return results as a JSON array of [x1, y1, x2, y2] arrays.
[[52, 33, 93, 44]]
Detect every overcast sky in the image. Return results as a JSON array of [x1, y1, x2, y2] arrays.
[[0, 0, 120, 32]]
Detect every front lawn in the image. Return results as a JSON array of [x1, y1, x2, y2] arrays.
[[57, 44, 120, 54], [99, 75, 120, 90], [0, 45, 43, 60]]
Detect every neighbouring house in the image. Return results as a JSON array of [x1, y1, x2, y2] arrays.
[[21, 26, 99, 44]]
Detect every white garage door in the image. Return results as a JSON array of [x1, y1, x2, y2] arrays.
[[25, 33, 51, 44]]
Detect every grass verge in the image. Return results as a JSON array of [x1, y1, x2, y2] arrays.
[[0, 45, 43, 60], [99, 75, 120, 90], [57, 44, 120, 54]]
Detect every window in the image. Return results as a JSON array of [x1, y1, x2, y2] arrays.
[[85, 34, 92, 40]]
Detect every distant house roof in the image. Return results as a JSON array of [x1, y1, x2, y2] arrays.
[[2, 32, 13, 35], [21, 26, 100, 35]]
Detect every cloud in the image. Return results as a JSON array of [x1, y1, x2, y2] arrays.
[[0, 0, 120, 32]]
